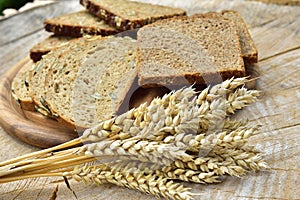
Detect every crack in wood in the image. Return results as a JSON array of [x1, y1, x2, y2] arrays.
[[49, 184, 58, 200], [234, 195, 290, 200], [11, 179, 33, 200], [270, 122, 300, 132], [258, 46, 300, 62], [268, 167, 300, 173], [249, 114, 300, 130]]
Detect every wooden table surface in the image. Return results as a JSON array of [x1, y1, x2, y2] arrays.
[[0, 0, 299, 199]]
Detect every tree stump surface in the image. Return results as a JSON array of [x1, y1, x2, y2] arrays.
[[0, 0, 299, 199]]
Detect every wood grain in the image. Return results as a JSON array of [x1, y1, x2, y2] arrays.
[[0, 0, 299, 199], [249, 0, 300, 6], [0, 1, 82, 46]]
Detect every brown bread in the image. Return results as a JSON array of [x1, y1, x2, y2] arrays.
[[198, 10, 258, 64], [11, 60, 35, 111], [43, 36, 138, 130], [30, 35, 73, 62], [28, 37, 89, 117], [137, 15, 245, 87], [80, 0, 186, 31], [44, 10, 118, 37]]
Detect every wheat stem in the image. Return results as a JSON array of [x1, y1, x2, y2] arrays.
[[0, 138, 82, 167]]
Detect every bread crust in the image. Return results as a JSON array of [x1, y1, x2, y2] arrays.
[[43, 10, 119, 37], [11, 61, 35, 111], [44, 22, 118, 37], [80, 0, 186, 31], [29, 51, 46, 63]]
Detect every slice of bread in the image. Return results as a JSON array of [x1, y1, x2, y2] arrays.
[[200, 10, 258, 65], [44, 10, 118, 37], [137, 15, 245, 87], [73, 37, 138, 129], [30, 35, 73, 62], [222, 10, 258, 64], [44, 36, 137, 130], [28, 37, 89, 117], [80, 0, 186, 31], [11, 60, 35, 111]]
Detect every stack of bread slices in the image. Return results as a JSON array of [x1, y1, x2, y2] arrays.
[[11, 0, 258, 132]]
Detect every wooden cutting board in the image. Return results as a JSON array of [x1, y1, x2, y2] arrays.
[[0, 56, 174, 148], [0, 57, 79, 148]]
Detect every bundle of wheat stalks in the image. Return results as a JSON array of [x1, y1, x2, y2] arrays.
[[0, 77, 268, 200]]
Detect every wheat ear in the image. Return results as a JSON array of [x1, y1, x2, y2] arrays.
[[81, 87, 197, 143], [64, 164, 196, 200], [82, 138, 193, 165]]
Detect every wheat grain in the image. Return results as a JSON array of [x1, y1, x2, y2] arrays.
[[162, 124, 259, 156], [163, 169, 220, 184], [104, 160, 221, 184], [95, 159, 220, 184], [196, 77, 248, 105], [172, 158, 247, 177], [222, 119, 248, 132]]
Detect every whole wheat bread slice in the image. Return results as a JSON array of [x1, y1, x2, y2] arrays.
[[44, 10, 118, 37], [44, 36, 137, 130], [137, 15, 245, 87], [32, 36, 104, 127], [193, 10, 258, 88], [11, 60, 35, 111], [28, 37, 89, 117], [198, 10, 258, 65], [221, 10, 258, 64], [30, 35, 73, 62], [80, 0, 186, 31], [72, 37, 138, 129]]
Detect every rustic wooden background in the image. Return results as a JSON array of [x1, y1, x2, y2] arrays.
[[0, 0, 299, 199]]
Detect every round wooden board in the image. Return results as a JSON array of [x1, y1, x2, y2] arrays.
[[0, 57, 172, 149], [0, 57, 78, 148]]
